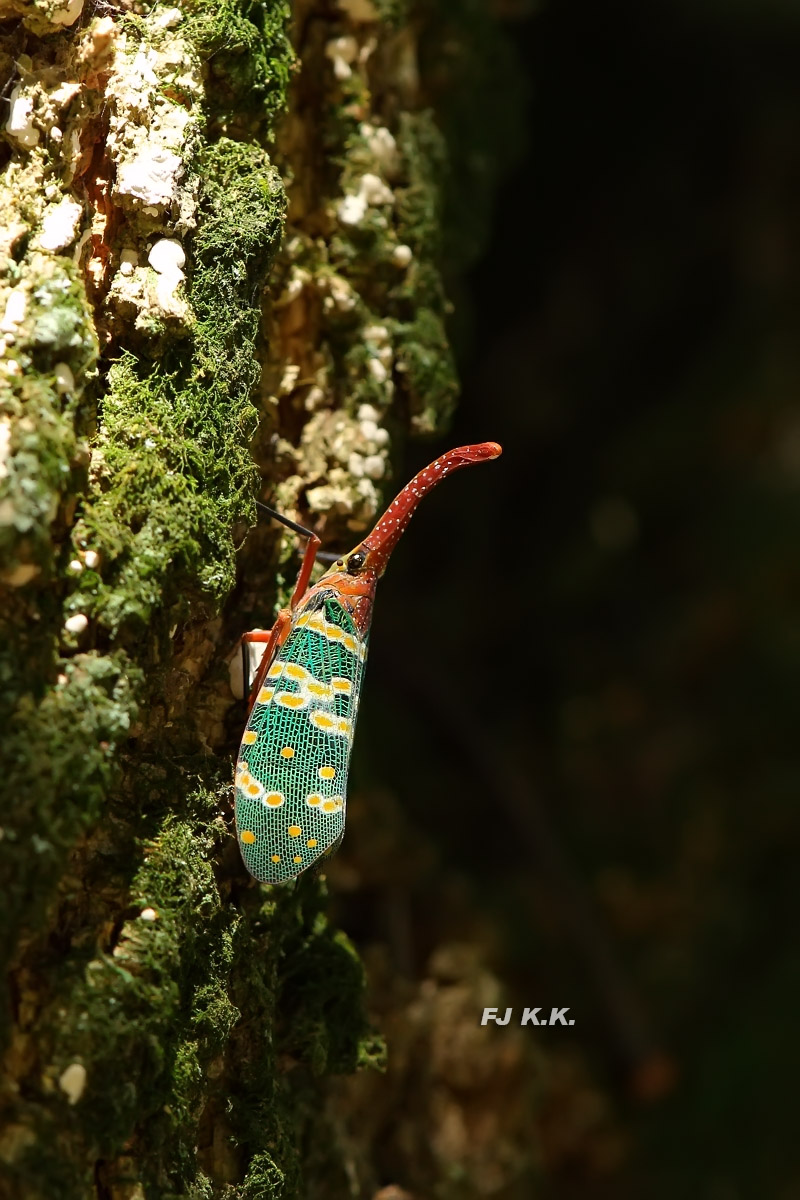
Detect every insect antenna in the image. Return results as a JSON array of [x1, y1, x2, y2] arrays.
[[255, 501, 343, 564], [254, 499, 318, 541]]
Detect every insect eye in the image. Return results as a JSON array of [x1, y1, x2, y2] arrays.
[[346, 551, 366, 574]]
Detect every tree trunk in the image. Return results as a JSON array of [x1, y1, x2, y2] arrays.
[[0, 0, 525, 1195]]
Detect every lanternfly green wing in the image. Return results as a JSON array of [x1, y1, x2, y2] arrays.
[[234, 594, 369, 883]]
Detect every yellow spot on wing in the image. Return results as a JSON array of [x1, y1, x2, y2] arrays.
[[267, 662, 283, 679], [306, 793, 322, 807], [288, 825, 301, 837], [331, 677, 352, 694], [319, 765, 336, 780], [271, 854, 280, 863], [310, 712, 336, 731], [280, 746, 295, 759], [257, 687, 274, 705], [276, 691, 308, 709], [285, 663, 310, 682], [241, 830, 256, 845], [264, 792, 285, 808], [307, 838, 318, 848], [242, 730, 258, 745], [293, 855, 302, 864]]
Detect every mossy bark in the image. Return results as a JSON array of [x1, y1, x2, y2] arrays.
[[0, 0, 521, 1196]]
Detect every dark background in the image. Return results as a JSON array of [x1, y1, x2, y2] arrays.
[[337, 1, 800, 1195]]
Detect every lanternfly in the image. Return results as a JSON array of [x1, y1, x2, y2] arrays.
[[231, 442, 502, 884]]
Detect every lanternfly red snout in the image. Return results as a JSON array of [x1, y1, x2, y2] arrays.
[[360, 441, 503, 575]]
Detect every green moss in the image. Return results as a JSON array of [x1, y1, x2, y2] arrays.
[[240, 1151, 294, 1200], [0, 652, 139, 972], [328, 110, 460, 435], [393, 111, 449, 267], [1, 795, 225, 1194], [276, 902, 385, 1077], [2, 776, 383, 1198], [72, 141, 284, 634], [186, 0, 295, 135], [0, 264, 97, 576], [2, 14, 305, 1195], [392, 306, 458, 434], [311, 7, 524, 439]]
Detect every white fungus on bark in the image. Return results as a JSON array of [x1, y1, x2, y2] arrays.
[[363, 454, 385, 479], [153, 6, 182, 26], [58, 1063, 87, 1105], [119, 249, 138, 277], [360, 173, 394, 205], [360, 123, 401, 177], [117, 148, 185, 207], [39, 198, 83, 252], [6, 86, 39, 149], [54, 363, 74, 394], [148, 237, 185, 275], [337, 173, 394, 227], [337, 192, 368, 227], [325, 36, 358, 80], [1, 290, 27, 333], [50, 0, 83, 26], [147, 237, 186, 313]]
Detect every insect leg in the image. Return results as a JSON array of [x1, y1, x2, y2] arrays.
[[235, 501, 320, 711], [229, 629, 273, 700], [254, 499, 322, 610], [245, 610, 293, 716], [290, 532, 322, 609]]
